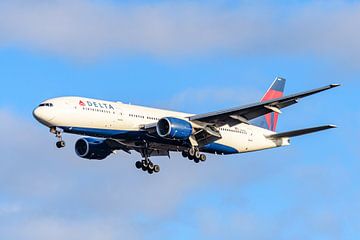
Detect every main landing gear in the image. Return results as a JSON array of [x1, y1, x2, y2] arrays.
[[135, 159, 160, 175], [182, 148, 206, 163], [135, 141, 160, 174], [50, 127, 65, 149]]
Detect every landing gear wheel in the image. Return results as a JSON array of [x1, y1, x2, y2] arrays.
[[148, 162, 154, 171], [147, 169, 154, 174], [141, 160, 148, 171], [194, 158, 200, 163], [195, 150, 201, 159], [153, 165, 160, 173], [56, 141, 65, 148], [188, 148, 195, 157], [182, 150, 188, 158], [142, 160, 149, 168], [188, 148, 195, 160], [135, 161, 142, 169], [200, 154, 207, 162]]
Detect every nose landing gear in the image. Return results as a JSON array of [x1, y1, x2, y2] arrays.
[[50, 127, 65, 149]]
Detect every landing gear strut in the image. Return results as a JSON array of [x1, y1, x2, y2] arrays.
[[50, 127, 65, 149], [182, 148, 206, 163], [136, 141, 160, 174]]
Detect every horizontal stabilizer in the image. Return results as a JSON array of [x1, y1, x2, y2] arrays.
[[267, 125, 337, 139]]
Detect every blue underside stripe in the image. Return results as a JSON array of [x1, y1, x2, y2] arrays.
[[60, 126, 238, 155], [61, 126, 131, 137], [201, 143, 238, 155]]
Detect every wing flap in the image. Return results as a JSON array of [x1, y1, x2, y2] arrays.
[[267, 125, 337, 139], [105, 139, 132, 154]]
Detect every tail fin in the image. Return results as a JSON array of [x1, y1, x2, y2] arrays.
[[251, 77, 286, 131]]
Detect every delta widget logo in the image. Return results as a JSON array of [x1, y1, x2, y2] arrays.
[[79, 100, 115, 110]]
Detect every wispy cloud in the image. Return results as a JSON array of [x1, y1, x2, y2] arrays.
[[0, 0, 359, 63], [2, 217, 125, 240]]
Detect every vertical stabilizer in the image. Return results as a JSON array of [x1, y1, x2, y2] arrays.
[[251, 77, 286, 131]]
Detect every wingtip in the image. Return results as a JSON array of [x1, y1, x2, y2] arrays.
[[330, 83, 341, 88], [328, 124, 337, 128]]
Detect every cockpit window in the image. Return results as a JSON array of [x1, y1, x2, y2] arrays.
[[39, 103, 54, 107]]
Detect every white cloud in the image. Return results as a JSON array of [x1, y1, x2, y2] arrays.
[[1, 217, 135, 240], [0, 0, 359, 64]]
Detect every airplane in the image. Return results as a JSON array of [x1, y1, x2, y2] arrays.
[[33, 77, 339, 174]]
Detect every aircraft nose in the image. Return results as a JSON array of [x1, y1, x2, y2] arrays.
[[33, 106, 55, 124], [33, 107, 40, 121]]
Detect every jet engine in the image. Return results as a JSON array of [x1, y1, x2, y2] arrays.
[[75, 138, 112, 160], [156, 117, 193, 140]]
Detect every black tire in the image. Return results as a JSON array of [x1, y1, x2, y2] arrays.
[[200, 154, 207, 162], [135, 161, 142, 169], [154, 165, 160, 173], [142, 160, 148, 168], [188, 155, 194, 160], [188, 148, 195, 157], [148, 162, 154, 171], [56, 141, 65, 148], [182, 151, 188, 158], [195, 151, 201, 159], [194, 158, 200, 163], [148, 169, 154, 174]]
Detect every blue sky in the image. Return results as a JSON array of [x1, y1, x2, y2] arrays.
[[0, 0, 359, 239]]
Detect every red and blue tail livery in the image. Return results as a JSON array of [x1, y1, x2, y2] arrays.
[[251, 77, 286, 131]]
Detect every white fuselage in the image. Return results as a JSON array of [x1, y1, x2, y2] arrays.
[[33, 96, 289, 154]]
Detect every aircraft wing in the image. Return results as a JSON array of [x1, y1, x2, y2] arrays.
[[189, 84, 340, 127], [105, 138, 173, 157]]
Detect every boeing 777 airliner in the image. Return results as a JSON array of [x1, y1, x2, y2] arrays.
[[33, 77, 339, 174]]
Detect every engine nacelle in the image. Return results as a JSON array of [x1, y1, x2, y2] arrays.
[[75, 138, 112, 160], [156, 117, 193, 140]]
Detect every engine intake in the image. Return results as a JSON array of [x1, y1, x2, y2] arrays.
[[75, 138, 112, 160], [156, 117, 193, 140]]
